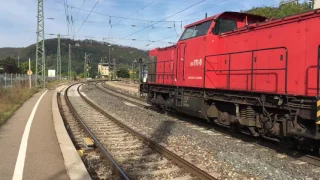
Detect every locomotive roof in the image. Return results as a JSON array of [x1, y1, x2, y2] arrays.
[[185, 11, 267, 28]]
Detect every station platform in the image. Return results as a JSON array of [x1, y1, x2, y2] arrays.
[[0, 87, 90, 180]]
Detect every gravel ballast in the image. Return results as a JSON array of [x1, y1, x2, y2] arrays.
[[69, 84, 199, 179], [82, 82, 320, 180], [60, 88, 113, 180]]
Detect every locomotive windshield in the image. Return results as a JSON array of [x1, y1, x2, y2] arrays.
[[180, 20, 213, 41], [213, 18, 237, 35]]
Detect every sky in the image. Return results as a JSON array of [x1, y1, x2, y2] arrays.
[[0, 0, 306, 50]]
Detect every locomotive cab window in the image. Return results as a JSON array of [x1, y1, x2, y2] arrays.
[[213, 18, 237, 35], [180, 20, 213, 41]]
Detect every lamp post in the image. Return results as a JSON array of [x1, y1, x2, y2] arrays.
[[108, 44, 112, 81], [132, 59, 137, 81]]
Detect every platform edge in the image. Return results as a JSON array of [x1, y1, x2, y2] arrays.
[[52, 85, 91, 180]]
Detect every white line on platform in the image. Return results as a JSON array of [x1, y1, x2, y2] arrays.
[[12, 90, 48, 180]]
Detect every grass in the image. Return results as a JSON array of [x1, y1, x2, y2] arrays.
[[0, 80, 68, 126], [0, 87, 38, 126]]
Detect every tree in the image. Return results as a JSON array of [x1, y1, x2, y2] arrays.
[[0, 57, 20, 73], [246, 1, 311, 19], [20, 60, 36, 74], [117, 67, 130, 78], [0, 38, 149, 79], [78, 73, 84, 78]]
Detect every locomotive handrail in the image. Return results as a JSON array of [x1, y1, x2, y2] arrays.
[[219, 10, 320, 38], [204, 46, 288, 94], [183, 45, 187, 81], [318, 45, 320, 96], [305, 65, 319, 96], [176, 47, 180, 81], [147, 59, 173, 64]]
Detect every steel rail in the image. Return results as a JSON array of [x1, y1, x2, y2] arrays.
[[96, 81, 320, 169], [99, 82, 145, 102], [78, 83, 217, 180], [298, 154, 320, 167], [65, 83, 130, 180]]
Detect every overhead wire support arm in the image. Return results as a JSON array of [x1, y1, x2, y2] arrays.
[[63, 0, 70, 36], [68, 44, 72, 80], [57, 34, 61, 81]]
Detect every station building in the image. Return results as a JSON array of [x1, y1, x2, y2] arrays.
[[98, 63, 111, 79], [315, 0, 320, 9]]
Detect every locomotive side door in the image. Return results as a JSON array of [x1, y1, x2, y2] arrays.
[[176, 20, 213, 88], [176, 43, 187, 86]]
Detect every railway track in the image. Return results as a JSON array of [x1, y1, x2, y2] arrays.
[[95, 81, 320, 169], [98, 82, 146, 104], [65, 83, 217, 180]]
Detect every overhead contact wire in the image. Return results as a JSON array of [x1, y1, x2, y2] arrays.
[[52, 0, 182, 23], [76, 0, 99, 35], [108, 0, 157, 38], [118, 0, 206, 41]]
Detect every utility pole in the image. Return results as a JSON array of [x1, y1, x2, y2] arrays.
[[57, 34, 61, 81], [29, 58, 32, 90], [113, 58, 116, 80], [84, 53, 87, 78], [68, 44, 71, 81], [86, 54, 91, 78], [36, 0, 46, 88], [108, 44, 112, 81], [18, 57, 20, 68]]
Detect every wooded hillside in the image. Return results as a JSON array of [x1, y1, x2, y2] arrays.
[[0, 1, 313, 76], [245, 0, 311, 18], [0, 38, 148, 76]]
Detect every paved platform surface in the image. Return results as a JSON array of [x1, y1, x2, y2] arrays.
[[0, 90, 69, 180]]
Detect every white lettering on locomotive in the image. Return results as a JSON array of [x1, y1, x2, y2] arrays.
[[187, 76, 203, 80], [190, 59, 202, 66]]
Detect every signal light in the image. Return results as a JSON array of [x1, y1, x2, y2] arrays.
[[88, 55, 91, 63]]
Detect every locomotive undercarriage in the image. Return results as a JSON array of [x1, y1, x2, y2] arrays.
[[142, 84, 320, 148]]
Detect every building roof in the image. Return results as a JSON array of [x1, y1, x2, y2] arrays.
[[98, 63, 115, 66]]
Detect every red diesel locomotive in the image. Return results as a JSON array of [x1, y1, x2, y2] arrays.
[[140, 11, 320, 144]]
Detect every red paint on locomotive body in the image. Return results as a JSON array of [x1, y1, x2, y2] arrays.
[[151, 11, 320, 97]]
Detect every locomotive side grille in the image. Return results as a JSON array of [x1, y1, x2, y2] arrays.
[[148, 56, 157, 83]]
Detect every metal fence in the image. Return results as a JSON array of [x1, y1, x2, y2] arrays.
[[0, 73, 63, 89], [0, 73, 36, 88]]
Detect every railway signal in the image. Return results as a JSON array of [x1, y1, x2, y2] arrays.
[[88, 55, 91, 64]]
